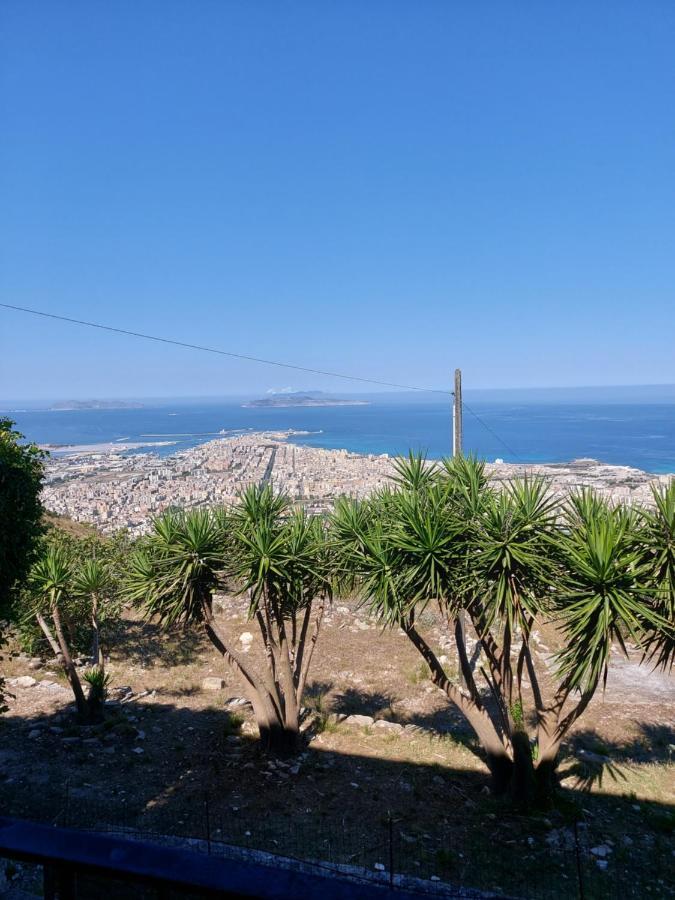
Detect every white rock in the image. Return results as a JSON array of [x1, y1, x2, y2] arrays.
[[13, 676, 37, 688], [374, 863, 385, 872], [343, 714, 374, 728], [202, 677, 226, 691], [591, 845, 612, 858], [239, 632, 254, 645], [373, 720, 404, 734]]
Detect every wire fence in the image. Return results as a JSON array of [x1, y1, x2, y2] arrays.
[[2, 780, 664, 899]]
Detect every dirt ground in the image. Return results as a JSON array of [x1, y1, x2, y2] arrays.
[[1, 597, 674, 898]]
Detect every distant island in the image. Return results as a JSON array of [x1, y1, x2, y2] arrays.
[[242, 392, 369, 409], [50, 400, 145, 411]]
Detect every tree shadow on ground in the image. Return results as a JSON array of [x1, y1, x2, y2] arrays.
[[557, 723, 675, 792], [107, 615, 206, 667], [331, 686, 398, 719], [311, 683, 479, 750], [1, 698, 674, 900]]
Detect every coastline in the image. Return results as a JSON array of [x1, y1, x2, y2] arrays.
[[42, 440, 178, 454], [11, 397, 675, 474], [40, 431, 674, 537], [38, 430, 675, 478]]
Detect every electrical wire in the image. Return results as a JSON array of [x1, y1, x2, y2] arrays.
[[2, 301, 523, 459], [460, 399, 522, 461], [0, 303, 452, 396]]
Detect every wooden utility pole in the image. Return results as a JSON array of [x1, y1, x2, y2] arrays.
[[453, 368, 466, 688], [453, 368, 462, 458]]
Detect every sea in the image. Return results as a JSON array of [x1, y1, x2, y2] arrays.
[[4, 388, 675, 474]]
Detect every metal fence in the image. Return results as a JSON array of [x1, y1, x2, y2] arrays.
[[1, 781, 667, 900]]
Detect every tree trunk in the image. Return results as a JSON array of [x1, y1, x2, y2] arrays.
[[51, 605, 88, 721], [200, 600, 301, 754], [36, 613, 63, 661], [510, 729, 536, 807], [403, 620, 514, 791], [91, 594, 101, 667]]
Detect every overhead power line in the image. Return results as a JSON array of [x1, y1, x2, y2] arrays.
[[0, 302, 453, 396], [460, 400, 522, 461], [1, 301, 522, 459]]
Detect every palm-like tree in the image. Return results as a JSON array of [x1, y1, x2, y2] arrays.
[[333, 454, 674, 805], [636, 481, 675, 669], [126, 489, 332, 753], [30, 545, 88, 720], [73, 557, 111, 667]]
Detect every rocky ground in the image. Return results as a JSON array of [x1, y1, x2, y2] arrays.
[[1, 598, 674, 898]]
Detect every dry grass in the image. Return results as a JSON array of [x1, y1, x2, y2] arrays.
[[1, 597, 673, 897]]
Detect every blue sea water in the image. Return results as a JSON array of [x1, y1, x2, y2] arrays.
[[5, 396, 675, 474]]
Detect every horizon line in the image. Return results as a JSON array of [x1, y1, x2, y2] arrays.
[[3, 381, 675, 407]]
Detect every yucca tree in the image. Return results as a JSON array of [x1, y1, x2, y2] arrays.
[[126, 490, 332, 753], [30, 545, 88, 720], [333, 453, 674, 805], [73, 557, 112, 667], [636, 481, 675, 669], [229, 485, 333, 751]]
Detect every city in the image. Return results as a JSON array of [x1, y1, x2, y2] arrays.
[[42, 431, 671, 535]]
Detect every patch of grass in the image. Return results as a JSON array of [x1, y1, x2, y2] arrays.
[[224, 712, 244, 736], [316, 715, 341, 735], [406, 661, 430, 685], [304, 688, 341, 734]]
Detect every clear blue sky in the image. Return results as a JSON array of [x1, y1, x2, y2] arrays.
[[2, 2, 674, 400]]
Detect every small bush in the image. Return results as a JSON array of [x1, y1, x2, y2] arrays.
[[224, 712, 245, 736], [83, 666, 111, 705]]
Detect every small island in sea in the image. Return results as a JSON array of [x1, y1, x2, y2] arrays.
[[241, 391, 369, 409], [50, 399, 145, 411]]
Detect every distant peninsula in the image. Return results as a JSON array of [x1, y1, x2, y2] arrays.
[[242, 392, 369, 409], [50, 400, 145, 411]]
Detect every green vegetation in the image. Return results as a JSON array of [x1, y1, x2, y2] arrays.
[[26, 531, 123, 721], [331, 453, 675, 806], [0, 418, 46, 711], [4, 447, 673, 837], [125, 485, 333, 753], [0, 418, 45, 615]]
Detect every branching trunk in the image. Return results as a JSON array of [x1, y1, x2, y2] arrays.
[[403, 618, 513, 789], [453, 615, 483, 708], [296, 596, 326, 702], [201, 597, 299, 753], [91, 593, 101, 667], [271, 603, 300, 735], [200, 587, 327, 755], [36, 613, 63, 661], [51, 604, 88, 721]]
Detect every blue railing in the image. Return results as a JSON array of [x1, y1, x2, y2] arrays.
[[0, 816, 433, 899]]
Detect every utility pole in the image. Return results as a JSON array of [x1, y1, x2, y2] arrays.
[[452, 369, 466, 689], [453, 368, 462, 458]]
